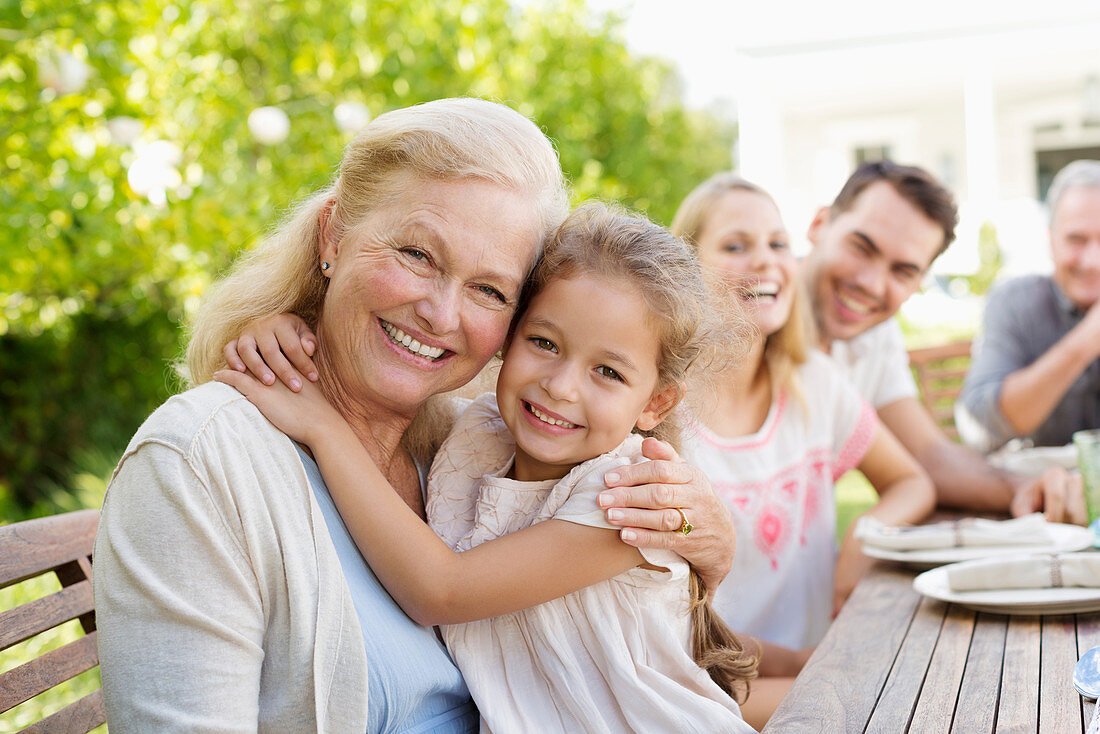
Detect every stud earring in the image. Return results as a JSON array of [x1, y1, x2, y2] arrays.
[[321, 262, 331, 271]]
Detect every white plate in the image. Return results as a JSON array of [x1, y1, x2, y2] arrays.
[[862, 522, 1094, 569], [988, 444, 1078, 476], [913, 562, 1100, 615]]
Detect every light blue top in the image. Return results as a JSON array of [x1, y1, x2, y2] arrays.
[[297, 447, 478, 734]]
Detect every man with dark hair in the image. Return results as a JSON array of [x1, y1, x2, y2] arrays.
[[958, 160, 1100, 451], [802, 161, 1085, 522]]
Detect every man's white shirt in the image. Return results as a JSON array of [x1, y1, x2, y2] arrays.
[[826, 319, 918, 409]]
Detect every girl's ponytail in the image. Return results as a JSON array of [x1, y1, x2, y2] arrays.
[[688, 571, 759, 703]]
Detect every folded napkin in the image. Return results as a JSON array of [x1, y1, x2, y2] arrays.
[[946, 552, 1100, 591], [855, 513, 1052, 552], [988, 443, 1079, 476]]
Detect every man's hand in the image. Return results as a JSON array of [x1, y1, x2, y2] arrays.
[[1007, 466, 1087, 525], [598, 438, 735, 591]]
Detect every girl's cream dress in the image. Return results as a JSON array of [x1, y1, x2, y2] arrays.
[[426, 393, 754, 733]]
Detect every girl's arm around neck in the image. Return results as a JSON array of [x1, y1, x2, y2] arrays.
[[212, 366, 645, 625], [312, 422, 645, 626]]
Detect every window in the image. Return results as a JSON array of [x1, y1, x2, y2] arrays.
[[1035, 146, 1100, 201], [853, 144, 893, 167]]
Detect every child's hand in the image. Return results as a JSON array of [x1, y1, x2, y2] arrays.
[[224, 313, 318, 392], [213, 367, 341, 446]]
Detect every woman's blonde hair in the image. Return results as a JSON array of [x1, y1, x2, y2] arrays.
[[520, 202, 758, 700], [671, 172, 811, 398], [185, 98, 569, 386]]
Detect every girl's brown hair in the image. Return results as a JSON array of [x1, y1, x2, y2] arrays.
[[523, 202, 758, 701], [671, 172, 811, 400]]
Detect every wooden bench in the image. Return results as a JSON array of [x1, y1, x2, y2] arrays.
[[908, 339, 973, 440], [1, 509, 104, 733]]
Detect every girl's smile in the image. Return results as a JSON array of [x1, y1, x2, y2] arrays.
[[522, 399, 582, 431]]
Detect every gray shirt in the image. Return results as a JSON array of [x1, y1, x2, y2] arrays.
[[957, 274, 1100, 451]]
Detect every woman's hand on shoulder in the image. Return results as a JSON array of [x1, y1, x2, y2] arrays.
[[223, 313, 319, 392], [214, 366, 340, 446], [597, 437, 735, 591]]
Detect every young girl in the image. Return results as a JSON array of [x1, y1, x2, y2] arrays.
[[216, 203, 759, 732], [669, 173, 936, 727]]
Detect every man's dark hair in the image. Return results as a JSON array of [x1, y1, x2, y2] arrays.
[[831, 160, 959, 256]]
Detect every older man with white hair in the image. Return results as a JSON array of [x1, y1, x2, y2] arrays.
[[958, 160, 1100, 451]]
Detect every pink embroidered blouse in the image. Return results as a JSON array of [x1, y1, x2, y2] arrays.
[[683, 351, 877, 648]]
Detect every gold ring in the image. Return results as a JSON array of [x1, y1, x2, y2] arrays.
[[675, 508, 693, 535]]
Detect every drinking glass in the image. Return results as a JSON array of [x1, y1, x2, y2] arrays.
[[1075, 429, 1100, 523]]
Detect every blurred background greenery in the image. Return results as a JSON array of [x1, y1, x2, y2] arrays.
[[1, 0, 737, 522]]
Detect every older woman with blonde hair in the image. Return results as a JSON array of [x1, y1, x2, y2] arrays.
[[93, 98, 738, 733], [671, 172, 935, 729]]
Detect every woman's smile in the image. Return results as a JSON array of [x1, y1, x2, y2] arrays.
[[379, 318, 450, 362], [743, 279, 781, 303]]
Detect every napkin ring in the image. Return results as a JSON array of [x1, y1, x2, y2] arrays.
[[1049, 554, 1064, 588]]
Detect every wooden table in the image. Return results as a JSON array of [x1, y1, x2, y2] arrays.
[[764, 563, 1100, 733]]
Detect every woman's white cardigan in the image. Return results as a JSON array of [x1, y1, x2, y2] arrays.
[[93, 382, 369, 733]]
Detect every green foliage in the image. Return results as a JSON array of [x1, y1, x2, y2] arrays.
[[897, 310, 979, 349], [1, 0, 735, 516], [963, 221, 1004, 297], [0, 310, 181, 514]]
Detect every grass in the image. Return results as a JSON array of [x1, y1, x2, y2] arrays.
[[836, 469, 878, 544]]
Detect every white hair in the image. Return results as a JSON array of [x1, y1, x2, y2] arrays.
[[1047, 159, 1100, 225]]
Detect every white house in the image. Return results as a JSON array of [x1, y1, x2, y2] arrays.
[[732, 2, 1100, 286]]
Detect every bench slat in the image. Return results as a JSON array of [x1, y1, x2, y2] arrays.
[[22, 688, 106, 734], [0, 632, 99, 712], [923, 368, 969, 382], [0, 579, 95, 650], [908, 341, 973, 364], [0, 510, 98, 587], [908, 340, 972, 440]]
